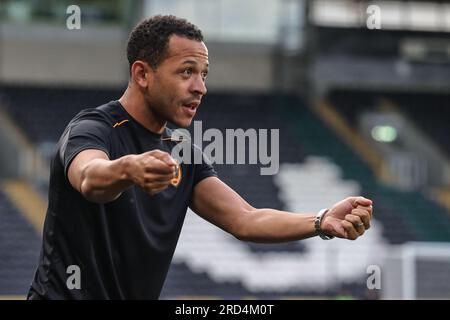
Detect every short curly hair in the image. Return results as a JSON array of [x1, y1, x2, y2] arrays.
[[126, 15, 204, 71]]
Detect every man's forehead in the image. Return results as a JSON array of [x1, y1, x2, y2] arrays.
[[166, 35, 208, 60]]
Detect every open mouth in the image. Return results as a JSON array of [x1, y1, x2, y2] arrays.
[[182, 102, 200, 116]]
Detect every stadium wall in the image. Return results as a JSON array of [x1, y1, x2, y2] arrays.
[[0, 23, 274, 91]]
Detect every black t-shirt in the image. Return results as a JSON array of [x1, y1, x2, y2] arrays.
[[28, 101, 216, 299]]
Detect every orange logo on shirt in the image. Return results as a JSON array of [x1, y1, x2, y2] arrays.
[[113, 119, 129, 128]]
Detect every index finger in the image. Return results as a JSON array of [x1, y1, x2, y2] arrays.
[[148, 157, 177, 175], [356, 204, 373, 219], [149, 150, 177, 167], [354, 197, 372, 207]]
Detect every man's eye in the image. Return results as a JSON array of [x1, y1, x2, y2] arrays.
[[182, 68, 192, 76], [202, 72, 208, 79]]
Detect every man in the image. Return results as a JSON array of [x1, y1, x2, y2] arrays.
[[28, 15, 373, 300]]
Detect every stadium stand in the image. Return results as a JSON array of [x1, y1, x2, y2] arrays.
[[0, 84, 123, 144], [328, 90, 450, 158]]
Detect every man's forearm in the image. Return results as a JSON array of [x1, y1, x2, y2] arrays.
[[80, 155, 134, 203], [236, 209, 317, 243]]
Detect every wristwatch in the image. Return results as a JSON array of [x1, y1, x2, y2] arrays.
[[315, 209, 335, 240]]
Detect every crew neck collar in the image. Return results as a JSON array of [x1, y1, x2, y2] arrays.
[[114, 100, 164, 138]]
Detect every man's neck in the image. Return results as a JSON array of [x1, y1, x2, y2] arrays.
[[119, 85, 166, 134]]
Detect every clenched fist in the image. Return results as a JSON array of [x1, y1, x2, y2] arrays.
[[321, 196, 373, 240], [127, 149, 178, 195]]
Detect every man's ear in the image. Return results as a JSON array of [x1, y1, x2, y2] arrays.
[[131, 61, 153, 88]]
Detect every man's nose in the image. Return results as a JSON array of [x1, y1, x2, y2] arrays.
[[190, 75, 207, 96]]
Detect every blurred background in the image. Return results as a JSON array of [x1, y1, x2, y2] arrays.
[[0, 0, 450, 300]]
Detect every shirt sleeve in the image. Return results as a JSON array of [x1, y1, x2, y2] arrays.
[[59, 112, 112, 178], [192, 144, 218, 186]]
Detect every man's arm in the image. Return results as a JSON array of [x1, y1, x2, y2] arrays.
[[68, 149, 177, 203], [190, 176, 373, 242]]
